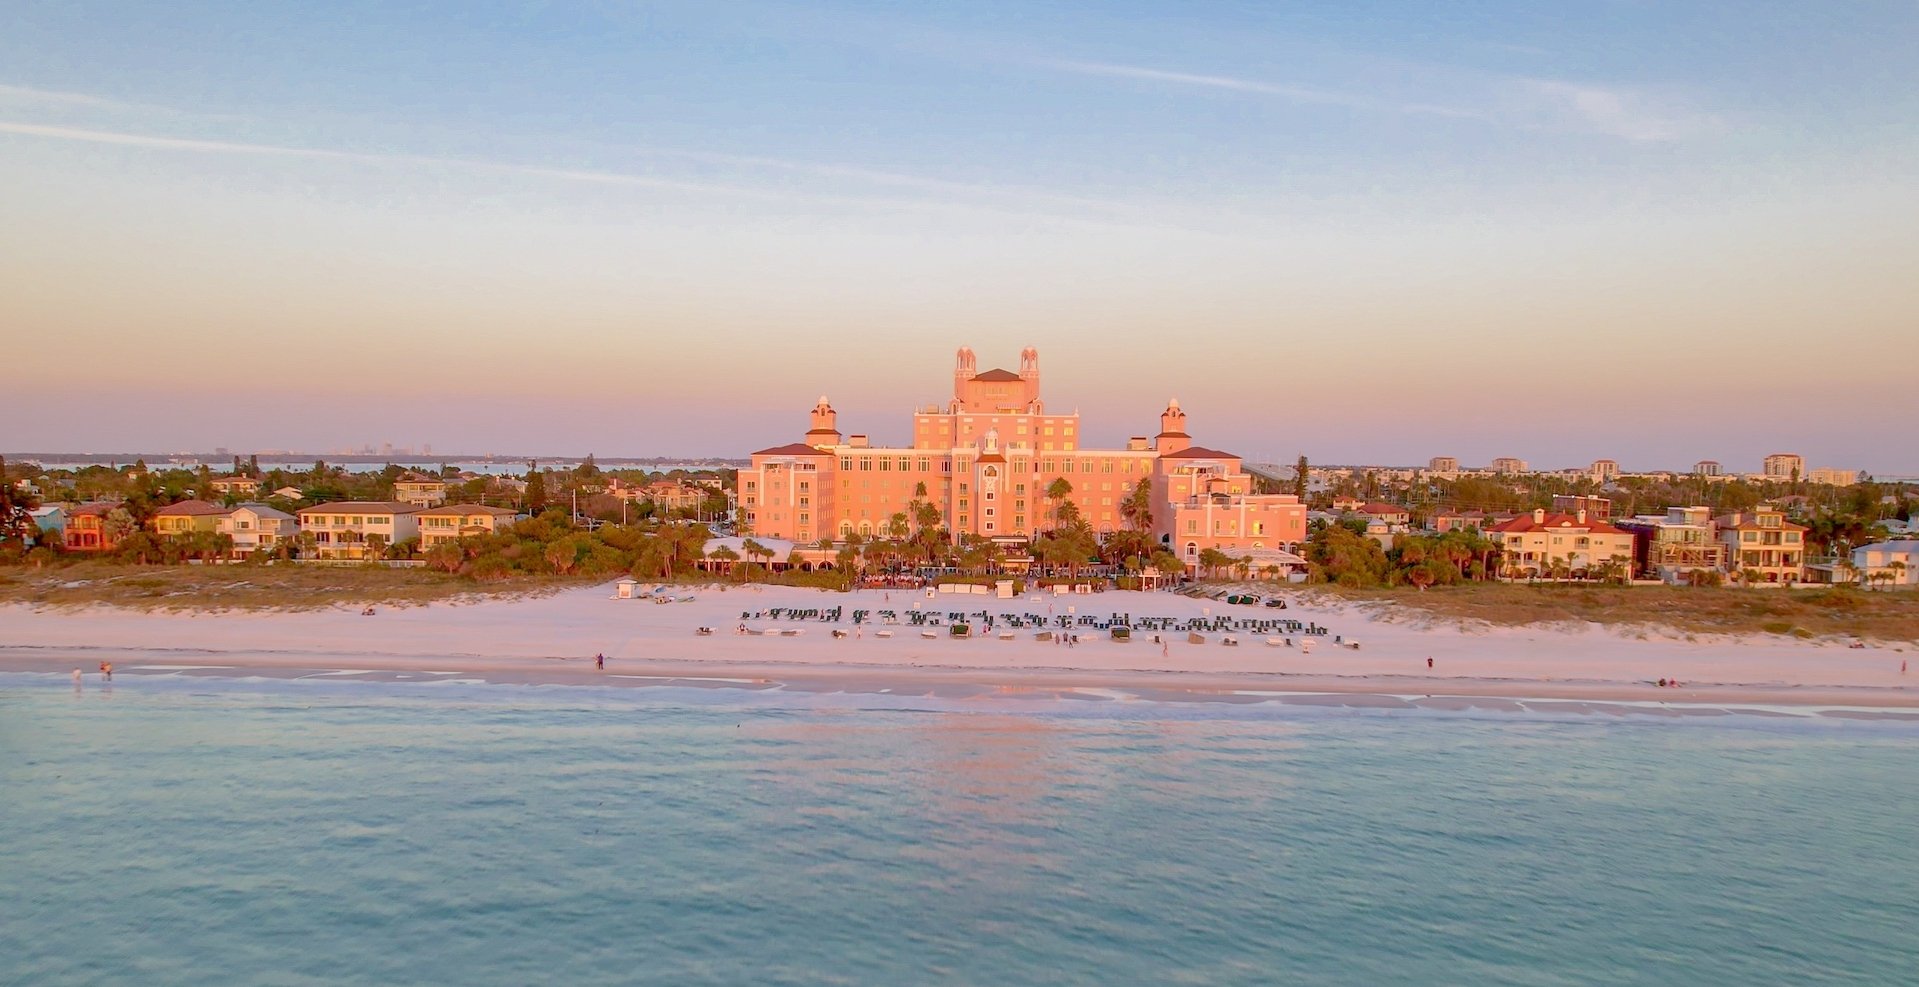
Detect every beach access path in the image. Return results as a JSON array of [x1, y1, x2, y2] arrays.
[[1, 584, 1913, 710]]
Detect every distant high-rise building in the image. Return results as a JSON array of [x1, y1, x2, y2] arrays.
[[1762, 453, 1804, 479], [1490, 457, 1529, 475], [1588, 459, 1620, 483], [1693, 460, 1722, 477], [1428, 456, 1459, 474], [1807, 467, 1859, 486]]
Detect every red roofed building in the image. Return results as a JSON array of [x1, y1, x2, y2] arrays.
[[1714, 506, 1806, 584], [738, 348, 1305, 563], [1489, 509, 1636, 579]]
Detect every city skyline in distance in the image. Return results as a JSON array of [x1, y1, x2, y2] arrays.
[[3, 3, 1914, 472]]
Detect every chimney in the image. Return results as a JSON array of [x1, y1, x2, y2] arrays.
[[1533, 509, 1546, 523], [1576, 509, 1587, 524]]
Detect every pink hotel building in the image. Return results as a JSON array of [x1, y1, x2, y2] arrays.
[[739, 348, 1306, 568]]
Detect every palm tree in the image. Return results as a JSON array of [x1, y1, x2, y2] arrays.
[[1045, 477, 1074, 529], [707, 544, 741, 577], [740, 537, 773, 570], [1889, 560, 1909, 588]]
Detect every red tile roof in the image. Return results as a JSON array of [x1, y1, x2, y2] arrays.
[[154, 499, 230, 517], [1488, 513, 1627, 534], [1359, 502, 1408, 515], [752, 442, 831, 457], [971, 368, 1023, 382], [1160, 446, 1237, 459]]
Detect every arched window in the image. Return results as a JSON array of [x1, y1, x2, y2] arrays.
[[1185, 542, 1198, 558]]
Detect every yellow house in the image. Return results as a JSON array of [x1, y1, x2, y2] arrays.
[[296, 501, 422, 560], [416, 504, 519, 547], [1489, 509, 1636, 578], [152, 499, 230, 537]]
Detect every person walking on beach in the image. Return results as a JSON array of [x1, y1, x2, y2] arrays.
[[595, 653, 605, 671], [103, 662, 113, 681], [1427, 657, 1433, 669]]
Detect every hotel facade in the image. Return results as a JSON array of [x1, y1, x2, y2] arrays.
[[738, 348, 1306, 568]]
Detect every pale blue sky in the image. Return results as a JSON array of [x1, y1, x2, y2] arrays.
[[2, 2, 1915, 472]]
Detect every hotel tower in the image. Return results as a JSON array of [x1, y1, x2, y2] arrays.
[[739, 348, 1305, 569]]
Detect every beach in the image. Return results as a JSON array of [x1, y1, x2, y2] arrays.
[[2, 583, 1913, 716]]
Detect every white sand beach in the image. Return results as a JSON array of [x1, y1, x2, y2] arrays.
[[3, 583, 1914, 712]]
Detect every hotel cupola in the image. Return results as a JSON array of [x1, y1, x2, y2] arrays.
[[1156, 398, 1191, 455], [805, 395, 841, 448]]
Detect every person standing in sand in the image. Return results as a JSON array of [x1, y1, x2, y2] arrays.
[[596, 653, 605, 670], [1427, 657, 1434, 669]]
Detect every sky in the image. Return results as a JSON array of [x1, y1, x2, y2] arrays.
[[2, 1, 1915, 474]]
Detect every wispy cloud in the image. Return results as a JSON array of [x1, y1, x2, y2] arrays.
[[1516, 79, 1719, 142], [1037, 56, 1714, 142], [0, 118, 1164, 229]]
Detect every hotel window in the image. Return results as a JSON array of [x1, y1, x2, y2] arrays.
[[1015, 499, 1025, 511], [918, 458, 930, 471], [1044, 427, 1054, 436], [879, 459, 891, 471], [1186, 520, 1198, 534], [985, 508, 995, 517], [860, 458, 873, 471], [841, 458, 852, 469], [959, 515, 969, 527], [959, 499, 969, 509], [799, 513, 809, 523], [1102, 461, 1113, 473], [798, 481, 809, 491]]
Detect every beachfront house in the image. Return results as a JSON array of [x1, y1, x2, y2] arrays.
[[1615, 507, 1726, 584], [152, 499, 230, 538], [1714, 506, 1806, 584], [416, 504, 518, 547], [296, 501, 422, 560], [1488, 509, 1636, 579], [219, 503, 298, 557], [393, 472, 449, 507], [1850, 540, 1919, 588], [62, 503, 122, 552], [29, 505, 66, 543]]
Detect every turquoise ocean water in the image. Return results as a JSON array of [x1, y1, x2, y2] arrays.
[[3, 674, 1916, 985]]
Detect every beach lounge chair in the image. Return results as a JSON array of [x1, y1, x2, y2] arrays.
[[998, 631, 1016, 640], [1187, 632, 1206, 645], [1035, 631, 1054, 641], [1223, 637, 1239, 647], [1265, 637, 1284, 647], [875, 630, 894, 638], [920, 629, 938, 639], [696, 627, 714, 636]]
